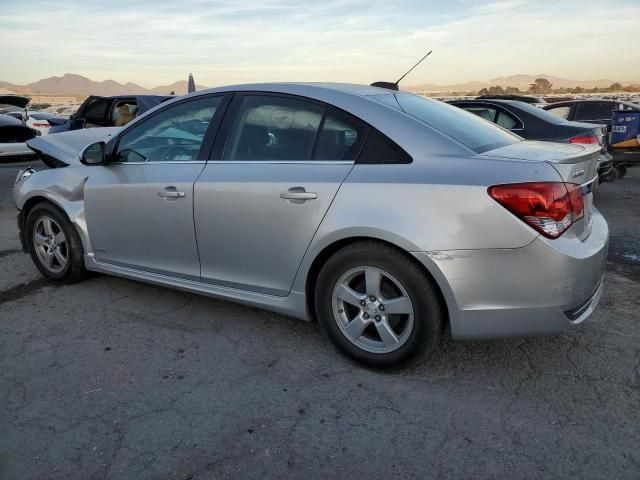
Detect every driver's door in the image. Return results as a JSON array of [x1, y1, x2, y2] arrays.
[[84, 94, 229, 279]]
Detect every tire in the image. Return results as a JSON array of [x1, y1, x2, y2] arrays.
[[616, 165, 627, 178], [25, 202, 87, 284], [315, 241, 444, 367]]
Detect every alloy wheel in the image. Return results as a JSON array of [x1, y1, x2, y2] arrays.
[[331, 266, 415, 354], [33, 216, 68, 274]]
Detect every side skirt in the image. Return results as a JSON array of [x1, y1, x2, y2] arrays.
[[84, 255, 309, 321]]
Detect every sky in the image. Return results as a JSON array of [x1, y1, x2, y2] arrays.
[[1, 0, 639, 88]]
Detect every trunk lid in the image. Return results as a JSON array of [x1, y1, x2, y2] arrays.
[[26, 127, 120, 167], [483, 140, 600, 240], [0, 95, 30, 109]]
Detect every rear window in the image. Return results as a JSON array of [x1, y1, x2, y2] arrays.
[[574, 102, 614, 121], [513, 102, 573, 125], [394, 94, 520, 153]]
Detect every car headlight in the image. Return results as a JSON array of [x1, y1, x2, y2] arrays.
[[15, 167, 36, 184]]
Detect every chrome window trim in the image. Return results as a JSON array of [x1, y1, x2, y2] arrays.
[[111, 161, 207, 165], [204, 160, 355, 165], [111, 160, 354, 166]]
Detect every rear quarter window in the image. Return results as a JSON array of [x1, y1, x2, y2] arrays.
[[394, 94, 520, 153]]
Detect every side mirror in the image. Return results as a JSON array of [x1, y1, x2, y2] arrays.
[[81, 141, 108, 166], [70, 117, 85, 130]]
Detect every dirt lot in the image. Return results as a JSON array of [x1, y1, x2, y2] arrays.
[[0, 160, 638, 480]]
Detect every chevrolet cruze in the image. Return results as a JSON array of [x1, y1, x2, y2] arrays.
[[14, 83, 608, 366]]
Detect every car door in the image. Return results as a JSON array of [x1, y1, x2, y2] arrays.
[[194, 93, 368, 296], [84, 94, 229, 279], [73, 96, 112, 129]]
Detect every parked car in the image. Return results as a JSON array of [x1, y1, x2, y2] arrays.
[[543, 99, 640, 175], [0, 96, 38, 161], [16, 83, 608, 367], [449, 99, 616, 182], [477, 94, 547, 106], [49, 95, 173, 133]]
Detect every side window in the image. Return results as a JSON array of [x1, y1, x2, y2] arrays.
[[82, 99, 110, 127], [496, 111, 518, 129], [112, 101, 139, 127], [464, 106, 497, 123], [313, 110, 368, 161], [575, 102, 613, 121], [115, 96, 222, 163], [357, 129, 412, 164], [546, 105, 571, 119], [224, 95, 324, 161]]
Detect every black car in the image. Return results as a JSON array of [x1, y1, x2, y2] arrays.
[[543, 99, 639, 175], [450, 99, 615, 182], [49, 94, 173, 134]]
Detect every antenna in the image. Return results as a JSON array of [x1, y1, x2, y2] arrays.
[[371, 50, 433, 91], [395, 50, 432, 86]]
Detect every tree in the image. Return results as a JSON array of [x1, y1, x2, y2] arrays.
[[609, 83, 623, 92], [529, 78, 553, 94], [488, 85, 505, 95], [478, 88, 489, 95], [504, 86, 520, 94]]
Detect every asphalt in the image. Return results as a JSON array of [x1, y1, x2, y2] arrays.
[[0, 160, 639, 480]]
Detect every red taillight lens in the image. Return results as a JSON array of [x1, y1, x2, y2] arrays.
[[569, 134, 598, 144], [32, 123, 50, 127], [488, 182, 584, 238]]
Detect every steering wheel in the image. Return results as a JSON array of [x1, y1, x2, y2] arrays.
[[161, 146, 192, 162]]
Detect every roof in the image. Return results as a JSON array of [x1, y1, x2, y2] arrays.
[[195, 82, 399, 98]]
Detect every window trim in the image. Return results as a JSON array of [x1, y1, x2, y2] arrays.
[[211, 91, 372, 164], [109, 93, 232, 165]]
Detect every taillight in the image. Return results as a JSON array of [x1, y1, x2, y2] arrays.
[[488, 182, 584, 239], [32, 123, 50, 127], [569, 134, 598, 144]]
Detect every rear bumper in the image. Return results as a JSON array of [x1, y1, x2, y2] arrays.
[[418, 208, 609, 340]]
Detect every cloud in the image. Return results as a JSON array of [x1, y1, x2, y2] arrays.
[[0, 0, 638, 86]]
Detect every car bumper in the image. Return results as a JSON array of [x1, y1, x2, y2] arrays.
[[417, 208, 609, 340]]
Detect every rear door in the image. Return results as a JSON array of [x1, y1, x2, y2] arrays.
[[194, 93, 368, 296]]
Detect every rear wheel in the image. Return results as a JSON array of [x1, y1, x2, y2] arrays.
[[315, 241, 444, 367], [26, 203, 87, 283]]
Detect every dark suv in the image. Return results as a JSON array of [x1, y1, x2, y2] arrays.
[[49, 95, 172, 134], [543, 99, 639, 175]]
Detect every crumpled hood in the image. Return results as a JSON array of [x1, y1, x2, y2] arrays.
[[26, 127, 120, 167]]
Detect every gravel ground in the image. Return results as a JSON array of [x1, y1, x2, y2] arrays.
[[0, 160, 638, 480]]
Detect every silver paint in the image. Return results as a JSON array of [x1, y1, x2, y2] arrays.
[[15, 83, 609, 340]]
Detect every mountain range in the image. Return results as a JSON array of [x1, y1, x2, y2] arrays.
[[405, 74, 638, 93], [0, 74, 208, 96], [1, 73, 638, 97]]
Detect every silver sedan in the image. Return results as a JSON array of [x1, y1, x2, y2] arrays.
[[14, 83, 608, 367]]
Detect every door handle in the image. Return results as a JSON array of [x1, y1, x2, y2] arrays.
[[158, 187, 185, 199], [280, 187, 317, 202]]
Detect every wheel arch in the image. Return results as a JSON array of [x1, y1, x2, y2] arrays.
[[303, 235, 455, 331], [18, 193, 92, 255]]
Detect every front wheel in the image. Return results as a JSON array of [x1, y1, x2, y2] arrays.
[[26, 202, 87, 284], [315, 241, 445, 367]]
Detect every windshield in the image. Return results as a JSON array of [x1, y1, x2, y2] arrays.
[[391, 93, 521, 153]]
